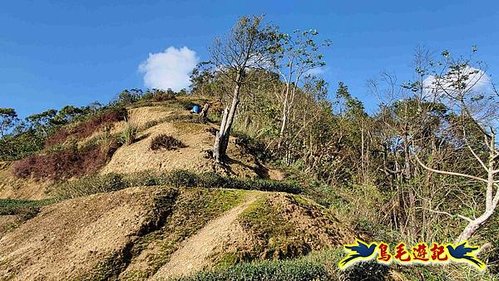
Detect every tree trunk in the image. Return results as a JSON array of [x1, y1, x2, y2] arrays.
[[278, 82, 291, 148], [457, 209, 494, 242], [457, 153, 497, 242], [213, 72, 242, 163], [212, 107, 228, 162]]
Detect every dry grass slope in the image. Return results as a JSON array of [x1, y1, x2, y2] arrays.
[[101, 111, 262, 178], [0, 162, 50, 200], [0, 187, 178, 280]]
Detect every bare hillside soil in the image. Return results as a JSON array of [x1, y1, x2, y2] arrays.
[[0, 186, 353, 281], [0, 162, 50, 200], [0, 215, 21, 238], [101, 117, 262, 179], [0, 187, 178, 280]]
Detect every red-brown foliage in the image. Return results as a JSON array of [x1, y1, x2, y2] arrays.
[[12, 141, 120, 181], [45, 108, 127, 147]]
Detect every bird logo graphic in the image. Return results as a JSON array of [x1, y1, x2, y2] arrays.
[[446, 242, 485, 270], [338, 239, 486, 271], [339, 239, 377, 269], [338, 239, 487, 270]]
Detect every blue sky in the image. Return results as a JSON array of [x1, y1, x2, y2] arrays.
[[1, 0, 498, 118]]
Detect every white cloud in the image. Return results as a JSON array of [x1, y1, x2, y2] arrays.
[[423, 66, 492, 98], [138, 46, 199, 91], [305, 67, 327, 76], [423, 66, 498, 128]]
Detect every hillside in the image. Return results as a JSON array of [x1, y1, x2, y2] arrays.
[[0, 97, 269, 200], [1, 10, 498, 281], [0, 97, 357, 280], [1, 89, 497, 281], [0, 187, 353, 280]]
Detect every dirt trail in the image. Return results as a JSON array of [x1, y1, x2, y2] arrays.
[[151, 192, 260, 280]]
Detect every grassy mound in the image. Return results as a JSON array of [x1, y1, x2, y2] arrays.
[[212, 194, 354, 267]]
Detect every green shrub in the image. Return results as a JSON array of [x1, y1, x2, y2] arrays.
[[340, 261, 389, 281], [167, 170, 199, 188], [0, 132, 45, 161], [175, 171, 302, 194], [176, 256, 330, 281], [141, 89, 176, 102], [233, 131, 272, 162], [125, 171, 169, 187], [50, 170, 302, 199], [121, 123, 138, 145], [53, 173, 128, 199], [0, 198, 56, 220], [113, 89, 142, 106]]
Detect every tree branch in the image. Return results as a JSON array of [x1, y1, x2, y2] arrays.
[[463, 128, 488, 171], [413, 152, 489, 183], [415, 207, 473, 222]]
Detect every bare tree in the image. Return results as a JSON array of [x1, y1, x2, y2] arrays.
[[210, 16, 276, 162], [413, 49, 499, 242], [270, 30, 331, 148]]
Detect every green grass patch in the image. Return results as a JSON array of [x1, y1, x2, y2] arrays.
[[175, 249, 392, 281], [177, 257, 330, 281], [0, 198, 57, 219], [236, 197, 311, 261]]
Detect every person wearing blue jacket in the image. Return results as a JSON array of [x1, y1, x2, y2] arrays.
[[191, 104, 201, 114]]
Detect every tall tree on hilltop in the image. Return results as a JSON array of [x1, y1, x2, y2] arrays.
[[210, 15, 277, 162]]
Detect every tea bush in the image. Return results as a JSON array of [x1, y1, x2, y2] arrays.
[[176, 256, 330, 281], [53, 173, 127, 199], [49, 169, 302, 199]]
